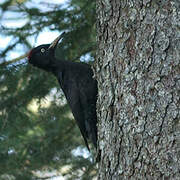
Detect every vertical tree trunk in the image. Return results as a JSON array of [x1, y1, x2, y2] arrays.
[[95, 0, 180, 179]]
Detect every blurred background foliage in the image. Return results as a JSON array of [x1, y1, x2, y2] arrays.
[[0, 0, 96, 179]]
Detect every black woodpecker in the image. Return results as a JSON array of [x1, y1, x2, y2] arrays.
[[28, 33, 98, 151]]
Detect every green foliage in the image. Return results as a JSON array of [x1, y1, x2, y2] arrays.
[[0, 0, 97, 179]]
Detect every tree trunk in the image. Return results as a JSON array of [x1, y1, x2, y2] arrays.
[[95, 0, 180, 179]]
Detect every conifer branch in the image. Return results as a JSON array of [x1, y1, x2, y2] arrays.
[[0, 53, 28, 66]]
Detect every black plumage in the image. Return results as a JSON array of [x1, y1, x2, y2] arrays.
[[28, 33, 97, 150]]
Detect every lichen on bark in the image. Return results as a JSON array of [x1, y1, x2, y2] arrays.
[[95, 0, 180, 179]]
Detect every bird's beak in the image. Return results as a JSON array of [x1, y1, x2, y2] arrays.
[[48, 32, 66, 50]]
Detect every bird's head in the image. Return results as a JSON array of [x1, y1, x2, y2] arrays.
[[28, 32, 65, 71]]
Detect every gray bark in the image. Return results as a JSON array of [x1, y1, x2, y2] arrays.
[[95, 0, 180, 179]]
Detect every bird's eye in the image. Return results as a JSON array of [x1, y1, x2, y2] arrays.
[[41, 48, 45, 53]]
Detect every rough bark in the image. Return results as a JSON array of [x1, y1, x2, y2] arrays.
[[95, 0, 180, 179]]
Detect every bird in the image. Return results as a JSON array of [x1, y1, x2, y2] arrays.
[[27, 32, 98, 151]]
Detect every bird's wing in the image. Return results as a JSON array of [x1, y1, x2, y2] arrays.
[[61, 79, 90, 150], [68, 92, 90, 151], [79, 79, 98, 148]]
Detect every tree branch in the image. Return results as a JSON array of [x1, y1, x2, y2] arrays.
[[0, 53, 28, 67]]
